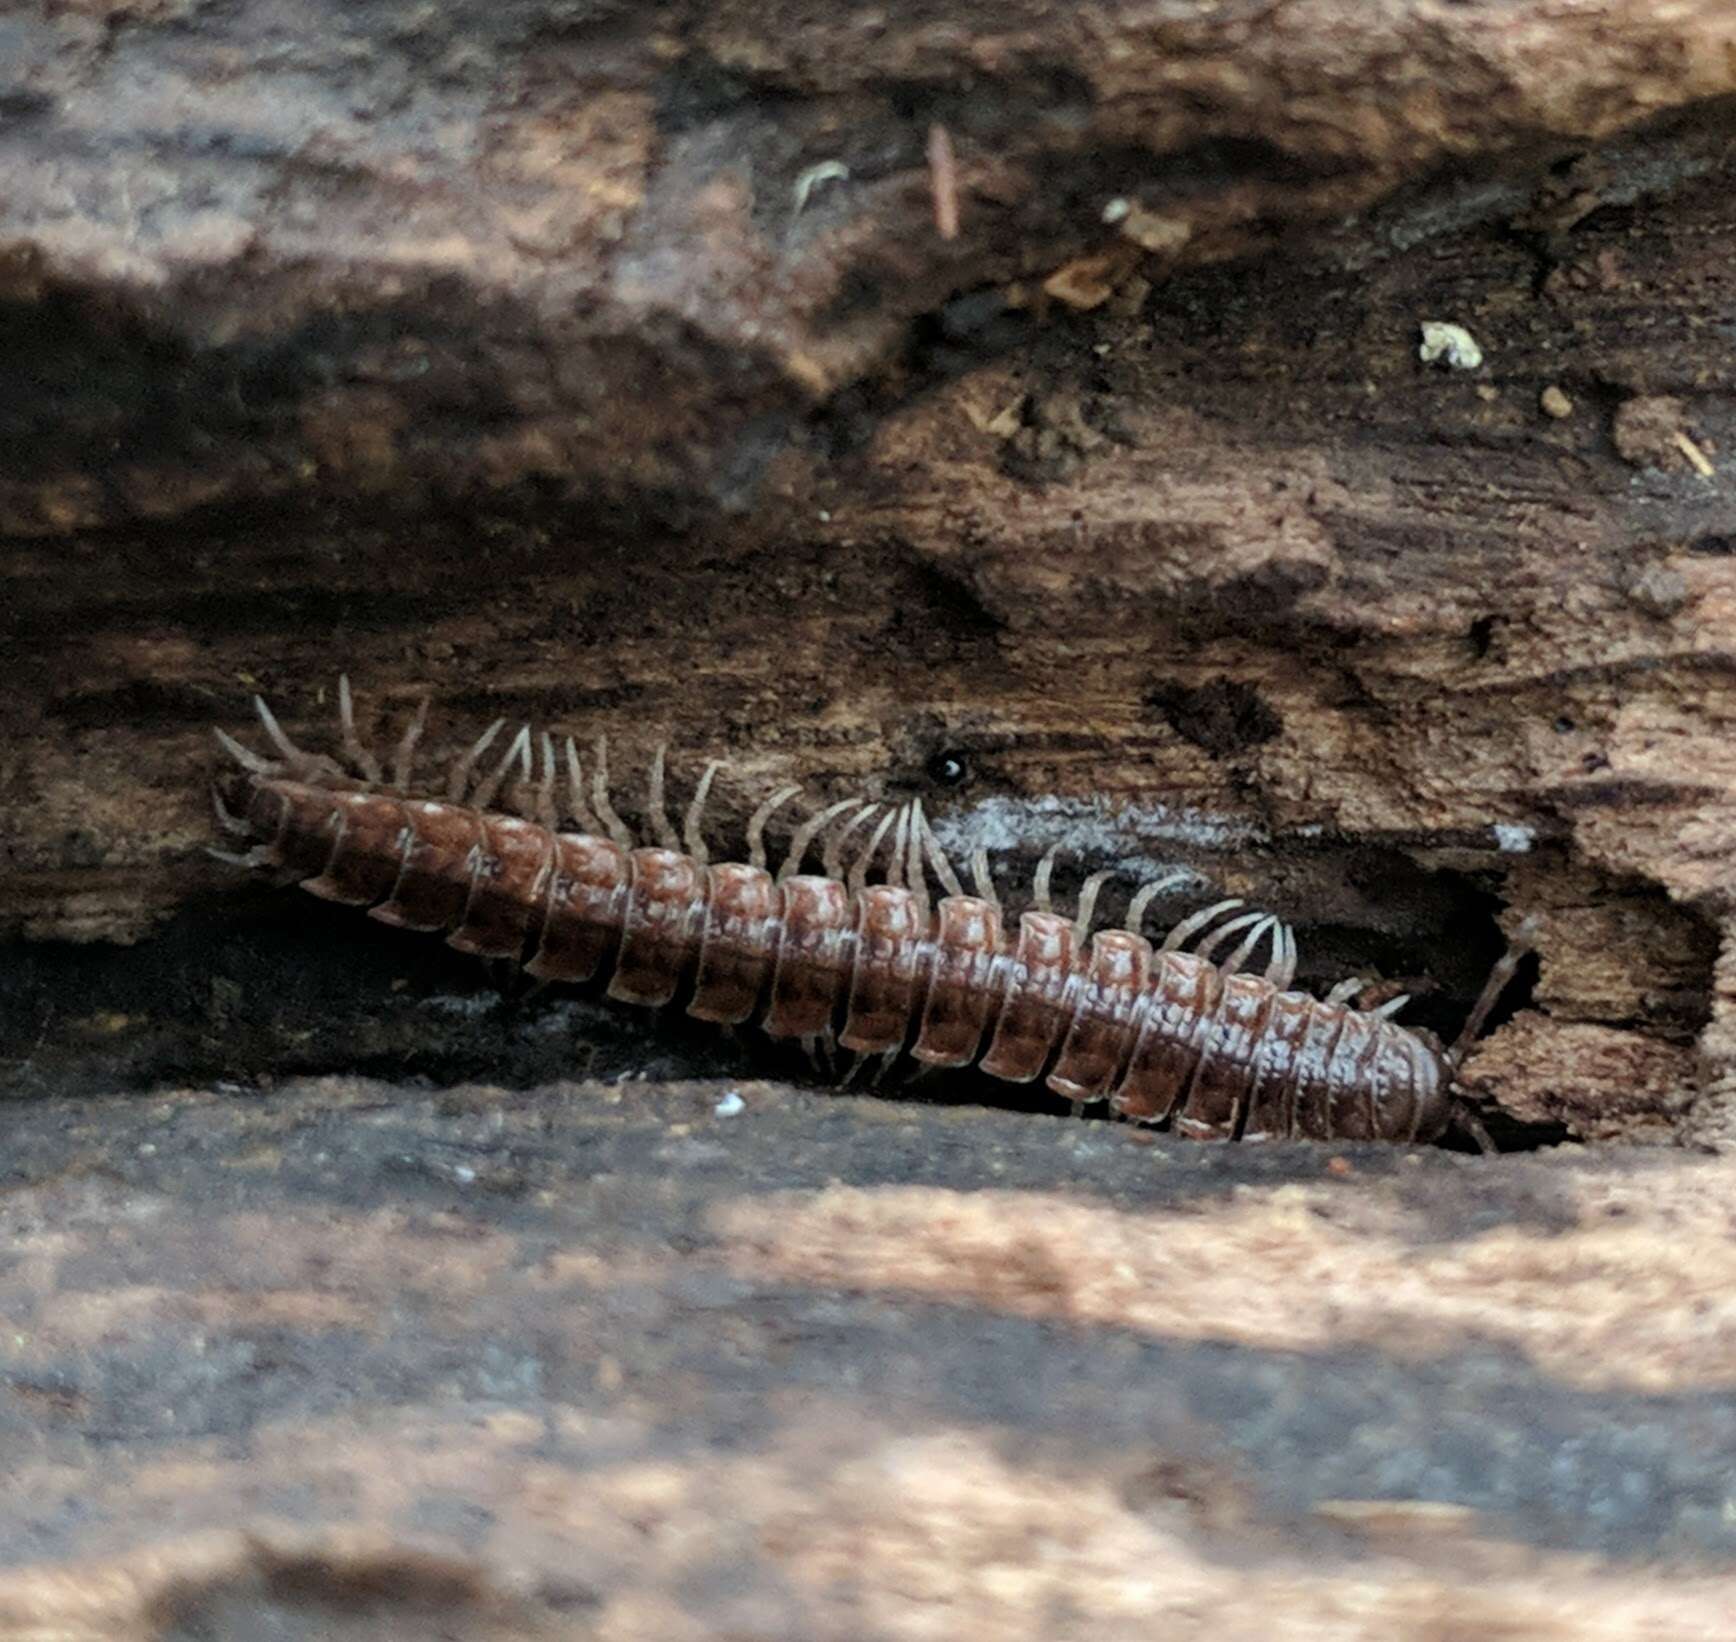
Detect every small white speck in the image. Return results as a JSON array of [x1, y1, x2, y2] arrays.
[[1418, 321, 1484, 370], [792, 159, 850, 213], [1492, 822, 1535, 854], [137, 1143, 157, 1157], [818, 509, 831, 522], [714, 1090, 745, 1118], [452, 1164, 477, 1185], [1102, 197, 1131, 224]]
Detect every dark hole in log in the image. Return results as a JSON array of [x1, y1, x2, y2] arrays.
[[1146, 677, 1284, 756]]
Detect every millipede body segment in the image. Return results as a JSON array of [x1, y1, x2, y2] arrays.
[[211, 686, 1526, 1144]]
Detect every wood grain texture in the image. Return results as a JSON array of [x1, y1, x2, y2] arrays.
[[5, 4, 1736, 1143], [12, 10, 1736, 1624], [4, 1, 1736, 537], [3, 1077, 1736, 1638]]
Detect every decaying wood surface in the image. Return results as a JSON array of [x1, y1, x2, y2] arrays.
[[9, 4, 1736, 1625], [5, 4, 1736, 1144], [5, 1077, 1736, 1640]]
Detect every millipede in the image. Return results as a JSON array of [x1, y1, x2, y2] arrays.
[[209, 681, 1529, 1145]]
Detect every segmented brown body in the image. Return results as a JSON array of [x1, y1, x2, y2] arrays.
[[228, 770, 1453, 1143]]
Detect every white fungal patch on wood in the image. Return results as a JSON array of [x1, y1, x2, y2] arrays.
[[928, 793, 1248, 879]]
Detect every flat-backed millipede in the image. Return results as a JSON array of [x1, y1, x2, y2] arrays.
[[209, 683, 1528, 1144]]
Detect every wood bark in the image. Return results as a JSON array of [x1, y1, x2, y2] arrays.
[[2, 1077, 1736, 1636], [6, 1, 1736, 1145], [9, 4, 1736, 1625]]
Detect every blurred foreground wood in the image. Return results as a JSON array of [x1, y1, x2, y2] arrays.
[[4, 1077, 1736, 1639]]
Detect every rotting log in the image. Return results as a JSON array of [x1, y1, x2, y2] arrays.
[[10, 5, 1736, 1628], [6, 0, 1736, 537], [5, 3, 1736, 1147], [3, 1079, 1736, 1637]]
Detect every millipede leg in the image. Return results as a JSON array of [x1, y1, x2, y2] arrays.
[[647, 744, 681, 851], [445, 717, 506, 801], [1125, 871, 1190, 938], [590, 736, 636, 851], [801, 1030, 842, 1082], [251, 695, 345, 783], [216, 697, 343, 784], [210, 785, 250, 836], [782, 797, 865, 882], [1265, 920, 1298, 989], [533, 732, 559, 828], [821, 803, 880, 881], [683, 760, 726, 864], [846, 806, 899, 896], [916, 805, 965, 899], [1448, 917, 1537, 1066], [969, 845, 1000, 913], [1071, 869, 1116, 943], [391, 696, 430, 792], [470, 724, 532, 810], [1462, 1111, 1496, 1154], [205, 844, 270, 867], [1211, 915, 1276, 976], [563, 738, 603, 835], [1161, 897, 1245, 952], [747, 783, 803, 871], [883, 805, 911, 890], [213, 726, 277, 775], [1324, 976, 1366, 1007], [252, 696, 304, 764], [868, 1047, 901, 1088], [1192, 910, 1265, 965], [1032, 846, 1060, 913], [903, 800, 930, 924], [337, 675, 384, 783], [499, 727, 542, 819]]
